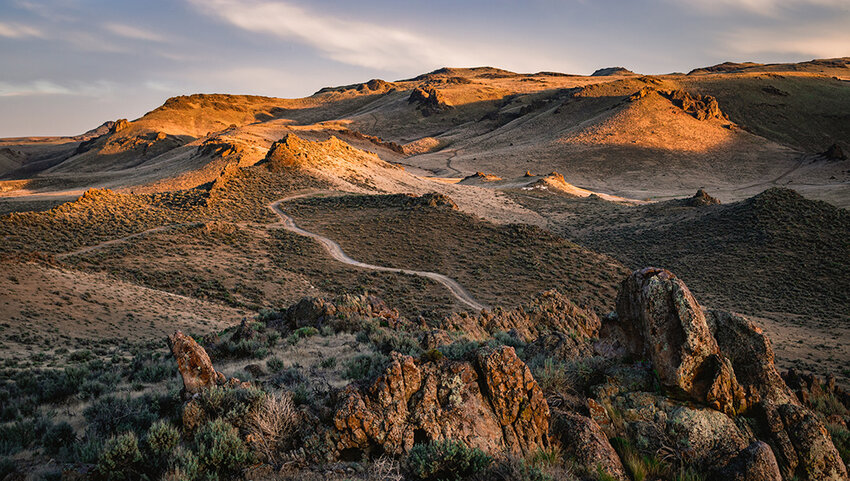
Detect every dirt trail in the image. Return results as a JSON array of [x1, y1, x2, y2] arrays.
[[56, 223, 202, 259], [268, 194, 488, 311]]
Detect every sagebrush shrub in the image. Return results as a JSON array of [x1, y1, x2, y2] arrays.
[[146, 420, 180, 458], [245, 392, 299, 463], [97, 432, 142, 480], [195, 419, 251, 478], [402, 439, 492, 481]]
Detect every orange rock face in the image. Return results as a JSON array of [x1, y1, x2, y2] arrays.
[[331, 346, 549, 458], [167, 331, 225, 396]]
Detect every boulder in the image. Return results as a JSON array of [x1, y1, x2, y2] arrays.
[[707, 310, 798, 407], [331, 346, 549, 459], [552, 411, 627, 480], [823, 143, 847, 161], [168, 331, 226, 396], [712, 441, 782, 481], [756, 401, 848, 480], [615, 268, 745, 414]]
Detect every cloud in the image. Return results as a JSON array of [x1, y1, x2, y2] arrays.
[[103, 23, 167, 43], [0, 21, 44, 39], [723, 24, 850, 58], [186, 0, 468, 70], [674, 0, 850, 15], [0, 79, 115, 97]]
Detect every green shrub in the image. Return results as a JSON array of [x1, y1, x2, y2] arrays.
[[342, 352, 390, 382], [195, 385, 265, 427], [72, 436, 104, 464], [287, 326, 319, 345], [97, 432, 142, 480], [0, 457, 14, 480], [484, 456, 552, 481], [402, 439, 492, 480], [167, 446, 200, 481], [195, 419, 251, 478], [266, 357, 285, 372], [42, 421, 76, 455], [146, 420, 180, 458], [84, 392, 180, 437]]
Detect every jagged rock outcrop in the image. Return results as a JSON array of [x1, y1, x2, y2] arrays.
[[441, 290, 600, 343], [706, 310, 798, 407], [168, 331, 226, 396], [110, 118, 130, 133], [756, 402, 848, 480], [615, 267, 746, 415], [266, 294, 401, 333], [408, 86, 452, 115], [663, 89, 726, 120], [551, 411, 627, 480], [330, 346, 549, 458], [823, 143, 847, 161], [782, 369, 850, 410], [608, 268, 847, 480], [687, 189, 721, 206]]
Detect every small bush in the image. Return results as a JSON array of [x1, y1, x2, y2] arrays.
[[146, 420, 180, 458], [97, 432, 142, 480], [195, 419, 251, 478], [343, 352, 390, 382], [266, 357, 285, 372], [827, 423, 850, 467], [483, 456, 552, 481], [403, 439, 492, 481], [287, 326, 319, 345], [165, 446, 200, 481], [245, 392, 299, 463], [42, 421, 76, 455]]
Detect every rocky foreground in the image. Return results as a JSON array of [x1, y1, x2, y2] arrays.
[[163, 268, 848, 481]]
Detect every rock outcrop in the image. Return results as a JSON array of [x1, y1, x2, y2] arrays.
[[687, 189, 721, 206], [823, 143, 847, 161], [615, 267, 746, 415], [168, 331, 226, 396], [607, 268, 847, 480], [663, 89, 726, 120], [408, 86, 452, 115], [330, 346, 549, 458]]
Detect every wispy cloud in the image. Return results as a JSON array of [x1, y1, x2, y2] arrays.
[[674, 0, 850, 15], [103, 23, 167, 43], [0, 21, 44, 39], [186, 0, 467, 70], [723, 23, 850, 58], [0, 80, 115, 97]]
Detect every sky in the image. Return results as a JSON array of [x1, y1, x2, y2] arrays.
[[1, 0, 848, 137]]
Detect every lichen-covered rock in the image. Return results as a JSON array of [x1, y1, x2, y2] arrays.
[[330, 346, 548, 459], [477, 346, 550, 454], [168, 331, 226, 396], [552, 411, 627, 481], [615, 268, 745, 415], [707, 310, 798, 407], [712, 441, 782, 481], [756, 401, 848, 480]]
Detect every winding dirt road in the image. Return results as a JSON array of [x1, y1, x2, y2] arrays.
[[268, 195, 487, 311]]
